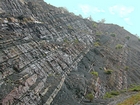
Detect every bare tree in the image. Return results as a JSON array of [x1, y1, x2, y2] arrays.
[[98, 18, 106, 23]]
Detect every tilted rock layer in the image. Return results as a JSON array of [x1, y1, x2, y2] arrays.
[[0, 0, 140, 105]]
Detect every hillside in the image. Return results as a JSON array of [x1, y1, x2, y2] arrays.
[[0, 0, 140, 105]]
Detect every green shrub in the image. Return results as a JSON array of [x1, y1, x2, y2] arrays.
[[91, 71, 98, 76], [106, 32, 108, 35], [104, 92, 112, 98], [63, 38, 69, 43], [110, 33, 116, 37], [94, 42, 100, 47], [138, 38, 140, 41], [125, 36, 130, 40], [86, 93, 94, 101], [67, 25, 73, 29], [124, 66, 129, 71], [115, 44, 123, 49], [104, 69, 113, 74], [110, 91, 120, 95], [96, 38, 100, 42], [96, 32, 102, 36]]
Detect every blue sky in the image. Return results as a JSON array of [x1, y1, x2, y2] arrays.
[[44, 0, 139, 37]]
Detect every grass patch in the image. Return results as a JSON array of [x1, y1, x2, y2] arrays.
[[91, 71, 98, 76], [129, 85, 140, 92], [117, 92, 140, 105], [104, 91, 120, 98]]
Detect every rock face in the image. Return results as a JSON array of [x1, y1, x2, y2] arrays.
[[0, 0, 140, 105]]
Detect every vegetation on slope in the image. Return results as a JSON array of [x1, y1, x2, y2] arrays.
[[117, 92, 140, 105], [104, 91, 120, 98], [104, 85, 140, 99]]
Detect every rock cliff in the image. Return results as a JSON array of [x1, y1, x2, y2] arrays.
[[0, 0, 140, 105]]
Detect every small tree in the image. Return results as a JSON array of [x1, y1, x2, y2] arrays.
[[88, 15, 93, 21], [79, 14, 83, 18], [99, 18, 106, 23], [59, 7, 68, 12], [93, 23, 97, 28]]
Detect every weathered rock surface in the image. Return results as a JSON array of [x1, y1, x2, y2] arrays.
[[0, 0, 140, 105]]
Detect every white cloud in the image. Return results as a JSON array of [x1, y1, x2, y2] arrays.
[[79, 4, 90, 15], [124, 18, 133, 25], [92, 7, 105, 13], [109, 5, 134, 17], [79, 4, 105, 15]]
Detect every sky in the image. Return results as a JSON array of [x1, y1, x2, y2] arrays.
[[44, 0, 140, 37]]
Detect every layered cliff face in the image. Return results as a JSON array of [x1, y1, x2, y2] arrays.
[[0, 0, 140, 105]]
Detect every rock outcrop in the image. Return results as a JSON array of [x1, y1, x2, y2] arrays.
[[0, 0, 140, 105]]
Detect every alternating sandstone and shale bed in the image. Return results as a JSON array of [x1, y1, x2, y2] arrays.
[[0, 0, 140, 105]]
